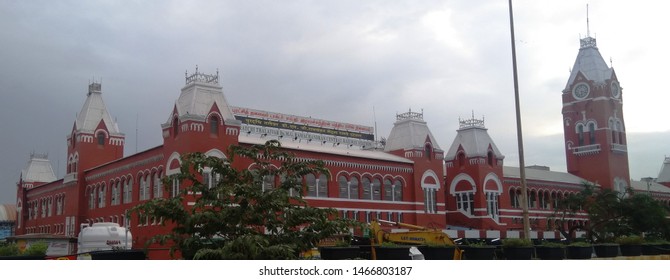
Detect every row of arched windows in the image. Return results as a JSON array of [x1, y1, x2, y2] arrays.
[[25, 224, 66, 234], [27, 194, 66, 220], [87, 170, 164, 210], [575, 122, 596, 146], [337, 175, 403, 201], [243, 169, 406, 202], [509, 188, 574, 210]]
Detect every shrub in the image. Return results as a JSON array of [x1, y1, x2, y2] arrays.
[[466, 241, 494, 248], [0, 243, 20, 256], [615, 235, 643, 245], [502, 238, 533, 248], [567, 241, 592, 247], [538, 241, 566, 248], [23, 241, 48, 256]]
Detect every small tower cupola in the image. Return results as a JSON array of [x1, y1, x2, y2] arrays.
[[20, 152, 57, 188], [163, 67, 240, 139], [384, 109, 443, 160], [445, 113, 504, 164]]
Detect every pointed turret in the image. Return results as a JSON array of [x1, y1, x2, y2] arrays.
[[169, 67, 236, 123], [65, 82, 125, 183], [384, 109, 442, 156], [656, 157, 670, 187], [444, 115, 504, 162], [75, 82, 121, 134], [564, 36, 613, 89]]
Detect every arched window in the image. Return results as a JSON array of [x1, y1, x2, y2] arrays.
[[97, 132, 105, 146], [588, 122, 596, 144], [392, 180, 402, 201], [617, 121, 624, 145], [123, 179, 133, 203], [372, 178, 381, 200], [424, 144, 432, 160], [509, 189, 518, 208], [210, 115, 219, 136], [173, 117, 179, 137], [111, 181, 119, 205], [362, 177, 372, 200], [305, 174, 317, 197], [528, 190, 537, 208], [317, 174, 328, 197], [338, 176, 348, 198], [487, 151, 494, 166], [458, 152, 466, 167], [383, 179, 393, 200], [577, 124, 584, 146], [349, 177, 359, 199], [153, 172, 163, 198], [610, 119, 618, 144], [98, 185, 106, 207]]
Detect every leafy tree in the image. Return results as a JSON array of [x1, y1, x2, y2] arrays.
[[553, 182, 670, 242], [132, 140, 358, 259]]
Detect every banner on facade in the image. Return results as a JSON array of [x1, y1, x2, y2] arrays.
[[232, 107, 375, 141]]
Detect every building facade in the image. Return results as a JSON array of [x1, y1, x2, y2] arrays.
[[12, 31, 670, 259]]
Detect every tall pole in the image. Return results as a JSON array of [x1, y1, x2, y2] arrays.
[[508, 0, 531, 240]]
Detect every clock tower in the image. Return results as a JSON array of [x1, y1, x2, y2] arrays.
[[562, 34, 630, 192]]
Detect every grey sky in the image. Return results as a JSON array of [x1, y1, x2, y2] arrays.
[[2, 0, 669, 204]]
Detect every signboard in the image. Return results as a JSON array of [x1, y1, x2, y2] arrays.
[[233, 107, 374, 141]]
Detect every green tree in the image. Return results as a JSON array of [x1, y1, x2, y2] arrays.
[[553, 183, 670, 242], [132, 140, 358, 259], [619, 193, 670, 239]]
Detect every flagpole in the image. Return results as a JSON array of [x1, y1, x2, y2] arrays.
[[508, 0, 531, 240]]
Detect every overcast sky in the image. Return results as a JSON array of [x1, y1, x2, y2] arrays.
[[2, 0, 669, 204]]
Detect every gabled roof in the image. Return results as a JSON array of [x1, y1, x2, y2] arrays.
[[384, 111, 441, 152], [20, 154, 56, 183], [565, 37, 613, 88], [75, 83, 121, 134], [503, 166, 590, 186], [445, 117, 503, 160], [656, 157, 670, 183]]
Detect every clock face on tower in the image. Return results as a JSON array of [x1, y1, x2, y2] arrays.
[[611, 81, 621, 98], [572, 83, 590, 100]]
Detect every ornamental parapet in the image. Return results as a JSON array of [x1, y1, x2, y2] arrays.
[[572, 144, 601, 156]]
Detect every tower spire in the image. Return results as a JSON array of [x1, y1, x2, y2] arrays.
[[586, 4, 590, 38]]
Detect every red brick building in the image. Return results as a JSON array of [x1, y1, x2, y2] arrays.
[[13, 33, 670, 259]]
